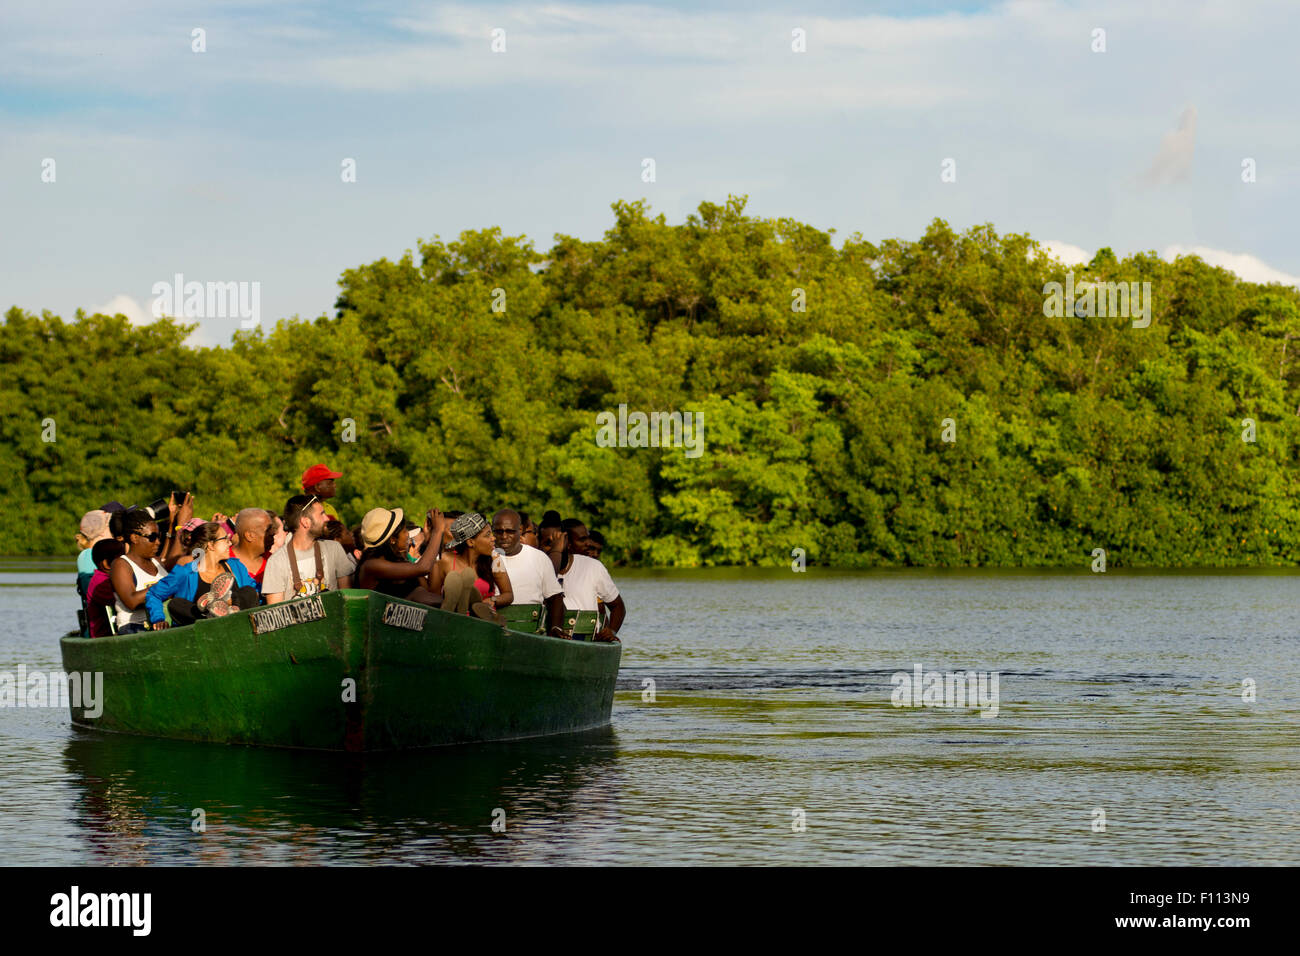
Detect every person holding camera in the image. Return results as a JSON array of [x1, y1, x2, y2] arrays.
[[355, 507, 448, 605], [145, 491, 195, 570]]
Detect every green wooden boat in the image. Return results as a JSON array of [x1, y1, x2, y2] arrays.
[[59, 590, 621, 752]]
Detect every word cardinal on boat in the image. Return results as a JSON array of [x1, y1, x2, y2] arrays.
[[594, 404, 705, 458], [0, 665, 102, 717], [890, 664, 999, 718]]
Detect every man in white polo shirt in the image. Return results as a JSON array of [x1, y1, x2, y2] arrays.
[[491, 509, 565, 632], [539, 525, 625, 643]]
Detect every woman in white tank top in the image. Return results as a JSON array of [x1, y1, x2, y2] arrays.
[[110, 513, 168, 634]]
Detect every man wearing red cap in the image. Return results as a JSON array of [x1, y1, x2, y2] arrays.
[[301, 463, 342, 521]]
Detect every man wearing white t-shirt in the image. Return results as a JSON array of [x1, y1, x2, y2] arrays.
[[491, 510, 565, 631], [539, 525, 625, 642]]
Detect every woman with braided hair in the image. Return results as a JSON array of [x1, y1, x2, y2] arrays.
[[109, 510, 168, 634]]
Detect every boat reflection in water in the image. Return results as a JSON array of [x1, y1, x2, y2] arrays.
[[62, 725, 624, 865]]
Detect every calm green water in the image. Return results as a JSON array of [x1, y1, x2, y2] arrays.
[[2, 560, 1297, 865]]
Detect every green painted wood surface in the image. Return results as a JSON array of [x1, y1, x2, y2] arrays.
[[563, 610, 600, 638], [59, 590, 621, 751], [500, 603, 545, 633]]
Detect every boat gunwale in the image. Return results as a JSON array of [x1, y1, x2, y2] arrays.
[[59, 589, 622, 653]]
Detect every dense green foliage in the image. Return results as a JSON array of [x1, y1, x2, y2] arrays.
[[6, 196, 1300, 566]]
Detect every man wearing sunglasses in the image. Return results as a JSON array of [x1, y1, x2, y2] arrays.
[[492, 509, 565, 634]]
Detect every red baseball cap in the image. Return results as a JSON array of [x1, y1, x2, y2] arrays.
[[301, 463, 342, 490]]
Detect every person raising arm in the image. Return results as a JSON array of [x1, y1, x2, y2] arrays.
[[355, 507, 448, 605], [158, 493, 195, 570]]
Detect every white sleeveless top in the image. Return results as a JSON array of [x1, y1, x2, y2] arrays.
[[114, 556, 167, 629]]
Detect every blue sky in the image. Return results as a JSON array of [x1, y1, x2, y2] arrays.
[[2, 0, 1296, 345]]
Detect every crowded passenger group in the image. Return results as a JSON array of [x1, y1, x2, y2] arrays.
[[73, 463, 624, 643]]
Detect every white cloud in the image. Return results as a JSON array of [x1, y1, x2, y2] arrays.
[[1040, 240, 1092, 266], [0, 2, 995, 113], [5, 1, 1299, 333], [1142, 106, 1197, 185], [1163, 245, 1300, 287], [182, 324, 220, 349], [91, 293, 150, 324], [290, 6, 991, 113], [1038, 240, 1299, 287], [89, 292, 221, 346]]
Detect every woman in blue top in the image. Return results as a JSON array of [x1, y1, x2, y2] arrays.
[[148, 522, 259, 629]]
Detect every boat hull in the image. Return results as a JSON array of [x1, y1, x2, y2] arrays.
[[58, 590, 621, 751]]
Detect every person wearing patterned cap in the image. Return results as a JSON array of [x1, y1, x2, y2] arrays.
[[435, 512, 511, 621]]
